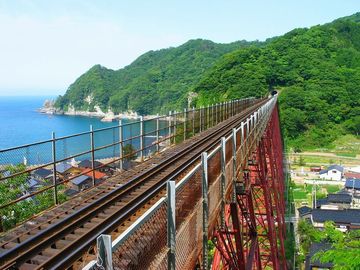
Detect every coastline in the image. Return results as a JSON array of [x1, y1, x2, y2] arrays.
[[38, 103, 160, 122]]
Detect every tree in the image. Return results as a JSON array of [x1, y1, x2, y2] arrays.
[[299, 155, 306, 166], [298, 220, 360, 269], [313, 222, 360, 269], [123, 144, 137, 161], [0, 165, 65, 231]]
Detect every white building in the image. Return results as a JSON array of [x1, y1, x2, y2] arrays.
[[319, 165, 344, 181]]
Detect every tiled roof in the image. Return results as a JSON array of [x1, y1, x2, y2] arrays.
[[315, 198, 328, 208], [71, 175, 91, 185], [298, 206, 312, 216], [82, 169, 107, 180], [345, 172, 360, 179], [78, 159, 103, 169], [327, 193, 352, 204], [320, 164, 344, 174], [305, 242, 333, 270], [32, 168, 52, 178], [27, 178, 40, 188], [312, 209, 360, 224], [56, 163, 73, 174], [345, 179, 360, 190]]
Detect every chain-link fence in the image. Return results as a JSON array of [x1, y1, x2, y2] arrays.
[[86, 97, 277, 270], [0, 99, 254, 232]]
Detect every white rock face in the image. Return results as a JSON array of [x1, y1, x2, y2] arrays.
[[85, 94, 94, 105]]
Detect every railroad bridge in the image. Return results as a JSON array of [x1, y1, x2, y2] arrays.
[[0, 96, 287, 270]]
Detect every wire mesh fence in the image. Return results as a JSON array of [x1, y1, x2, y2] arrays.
[[111, 200, 168, 270], [87, 97, 277, 270], [0, 98, 254, 232]]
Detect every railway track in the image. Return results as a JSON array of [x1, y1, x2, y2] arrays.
[[0, 98, 266, 270]]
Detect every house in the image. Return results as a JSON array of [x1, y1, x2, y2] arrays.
[[82, 169, 108, 182], [345, 172, 360, 180], [310, 166, 322, 172], [305, 242, 332, 270], [70, 175, 92, 192], [78, 159, 103, 170], [298, 206, 312, 219], [348, 166, 360, 173], [344, 178, 360, 192], [31, 168, 52, 182], [319, 165, 344, 181], [312, 209, 360, 231], [55, 163, 82, 178], [315, 193, 352, 210], [26, 178, 41, 193]]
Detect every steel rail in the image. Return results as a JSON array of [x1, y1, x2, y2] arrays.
[[0, 99, 266, 270]]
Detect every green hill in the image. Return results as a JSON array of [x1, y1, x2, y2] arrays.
[[194, 13, 360, 149], [55, 39, 260, 115], [56, 13, 360, 149]]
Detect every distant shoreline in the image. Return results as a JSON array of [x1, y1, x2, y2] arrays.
[[38, 100, 160, 122]]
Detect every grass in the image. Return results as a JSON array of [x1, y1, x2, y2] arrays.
[[331, 134, 360, 155], [323, 184, 342, 194], [292, 184, 342, 203], [335, 152, 357, 158]]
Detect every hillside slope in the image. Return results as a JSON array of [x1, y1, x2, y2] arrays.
[[55, 39, 259, 115], [194, 14, 360, 148]]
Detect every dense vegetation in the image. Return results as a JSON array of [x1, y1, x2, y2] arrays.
[[56, 13, 360, 149], [55, 39, 260, 115], [195, 14, 360, 149], [0, 165, 67, 231], [298, 220, 360, 269]]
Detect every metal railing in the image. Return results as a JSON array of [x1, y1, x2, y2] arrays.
[[0, 98, 254, 231], [85, 96, 277, 270]]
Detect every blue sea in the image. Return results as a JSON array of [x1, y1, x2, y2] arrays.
[[0, 96, 167, 165]]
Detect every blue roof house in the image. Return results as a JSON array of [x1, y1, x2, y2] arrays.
[[319, 165, 344, 181]]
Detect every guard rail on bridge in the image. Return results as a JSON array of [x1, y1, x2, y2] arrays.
[[85, 95, 287, 270], [0, 99, 254, 232]]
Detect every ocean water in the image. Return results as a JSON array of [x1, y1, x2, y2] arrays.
[[0, 96, 167, 165]]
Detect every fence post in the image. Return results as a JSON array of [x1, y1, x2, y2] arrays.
[[90, 125, 96, 186], [173, 111, 177, 144], [183, 108, 187, 142], [51, 132, 58, 205], [156, 114, 160, 153], [215, 103, 218, 124], [211, 104, 214, 127], [119, 120, 123, 171], [225, 101, 228, 119], [192, 107, 195, 136], [167, 180, 176, 270], [240, 122, 245, 160], [221, 102, 224, 122], [168, 111, 172, 146], [199, 107, 202, 133], [246, 118, 250, 156], [207, 105, 210, 130], [201, 152, 209, 270], [140, 116, 144, 162], [232, 128, 237, 202], [97, 234, 113, 270], [220, 137, 226, 229]]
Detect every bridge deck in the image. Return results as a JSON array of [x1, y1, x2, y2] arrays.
[[0, 99, 265, 270]]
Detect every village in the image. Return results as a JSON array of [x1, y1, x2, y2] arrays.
[[0, 159, 121, 200], [288, 151, 360, 269]]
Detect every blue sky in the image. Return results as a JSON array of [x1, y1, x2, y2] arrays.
[[0, 0, 359, 96]]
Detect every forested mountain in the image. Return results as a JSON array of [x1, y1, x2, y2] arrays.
[[55, 39, 260, 115], [194, 13, 360, 148], [56, 13, 360, 149]]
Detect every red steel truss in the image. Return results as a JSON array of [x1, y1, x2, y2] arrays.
[[212, 106, 287, 270]]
